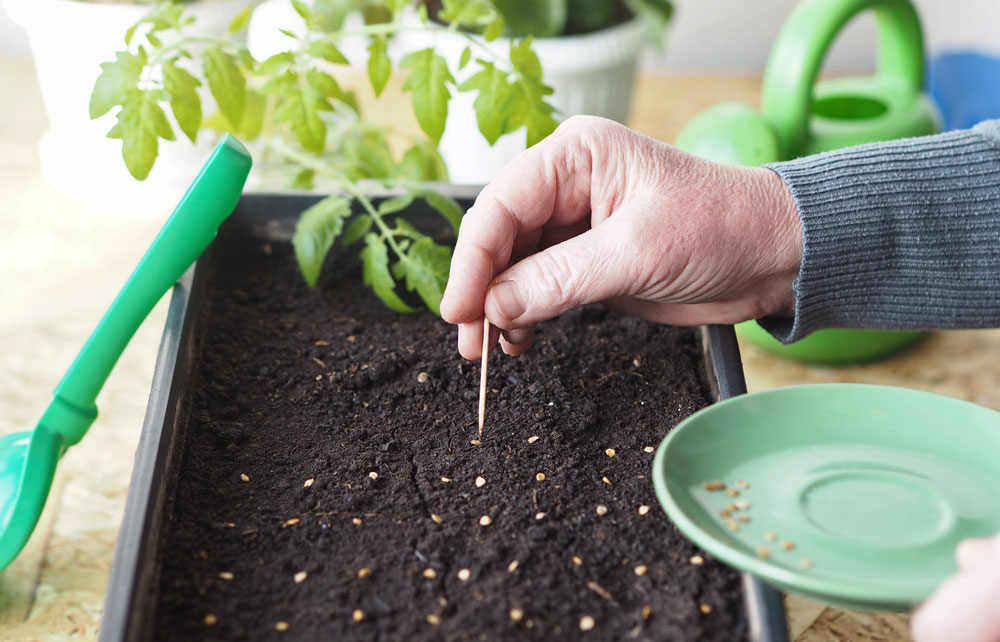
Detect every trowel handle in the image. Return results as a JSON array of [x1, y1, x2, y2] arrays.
[[42, 135, 252, 447], [762, 0, 924, 155]]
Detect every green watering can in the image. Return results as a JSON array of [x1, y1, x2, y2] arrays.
[[676, 0, 940, 363]]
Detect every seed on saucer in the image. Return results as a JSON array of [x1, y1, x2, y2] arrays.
[[294, 571, 307, 584], [536, 472, 546, 481], [510, 608, 524, 622], [528, 436, 540, 444], [727, 503, 740, 512], [738, 515, 752, 523], [800, 557, 814, 569], [725, 488, 740, 497], [352, 609, 364, 622], [457, 568, 471, 581], [479, 515, 492, 526], [275, 621, 290, 631], [699, 604, 713, 614], [719, 509, 731, 518], [782, 541, 796, 551], [605, 448, 616, 458], [689, 555, 705, 566], [634, 565, 648, 576], [764, 532, 777, 542], [734, 499, 751, 511], [638, 505, 650, 516], [726, 520, 740, 532], [357, 568, 372, 578], [736, 480, 749, 489], [703, 480, 725, 491], [756, 547, 771, 558], [595, 504, 608, 516], [579, 615, 596, 631], [204, 614, 218, 626]]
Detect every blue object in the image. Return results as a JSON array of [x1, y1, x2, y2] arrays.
[[927, 50, 1000, 130]]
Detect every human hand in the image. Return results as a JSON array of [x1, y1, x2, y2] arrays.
[[439, 116, 803, 360], [911, 534, 1000, 642]]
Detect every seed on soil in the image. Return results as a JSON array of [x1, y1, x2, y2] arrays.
[[440, 476, 452, 483], [368, 471, 378, 480], [510, 608, 524, 622], [726, 520, 740, 532], [240, 473, 250, 482], [352, 609, 364, 622], [417, 372, 429, 383], [572, 555, 583, 566], [638, 505, 650, 516], [605, 448, 616, 458], [535, 472, 546, 481], [294, 571, 307, 584], [690, 555, 706, 567], [430, 513, 443, 524], [736, 480, 749, 489], [314, 340, 329, 346], [738, 515, 752, 523], [427, 614, 442, 626], [528, 436, 540, 444], [595, 504, 608, 516], [764, 532, 778, 542], [641, 606, 652, 621], [224, 522, 235, 528], [725, 488, 740, 497], [357, 568, 372, 578], [457, 568, 471, 581], [475, 476, 486, 488], [275, 621, 290, 632], [303, 478, 314, 488], [535, 512, 546, 520], [699, 604, 713, 615], [204, 614, 217, 626], [756, 547, 771, 558], [702, 480, 726, 491], [352, 517, 363, 525], [507, 560, 519, 573], [782, 541, 797, 551], [470, 439, 481, 445], [423, 568, 437, 579], [800, 557, 815, 569], [602, 476, 612, 486], [479, 515, 492, 526], [579, 615, 596, 631], [282, 518, 300, 528], [219, 571, 234, 580], [634, 565, 648, 576], [644, 446, 655, 453]]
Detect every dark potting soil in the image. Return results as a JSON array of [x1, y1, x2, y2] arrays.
[[151, 221, 748, 642]]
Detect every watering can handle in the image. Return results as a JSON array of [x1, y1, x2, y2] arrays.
[[761, 0, 924, 156]]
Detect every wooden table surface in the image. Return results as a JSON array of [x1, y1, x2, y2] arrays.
[[3, 53, 999, 641]]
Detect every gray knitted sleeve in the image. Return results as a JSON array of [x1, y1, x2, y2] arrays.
[[759, 119, 1000, 343]]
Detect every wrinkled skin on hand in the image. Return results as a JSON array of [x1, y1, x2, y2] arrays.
[[440, 116, 803, 360]]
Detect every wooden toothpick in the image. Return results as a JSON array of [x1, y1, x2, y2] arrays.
[[478, 317, 490, 439]]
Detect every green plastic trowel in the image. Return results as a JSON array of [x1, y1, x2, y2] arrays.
[[0, 135, 251, 571]]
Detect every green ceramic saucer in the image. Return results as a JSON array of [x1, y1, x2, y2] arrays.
[[652, 384, 1000, 612]]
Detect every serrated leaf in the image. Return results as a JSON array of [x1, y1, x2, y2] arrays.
[[306, 68, 343, 100], [274, 85, 328, 153], [458, 61, 513, 145], [229, 4, 255, 32], [341, 128, 395, 179], [342, 215, 373, 245], [90, 50, 146, 119], [367, 36, 391, 97], [458, 46, 472, 71], [111, 89, 174, 180], [421, 189, 464, 233], [484, 14, 504, 41], [398, 142, 448, 181], [510, 38, 542, 81], [307, 40, 349, 65], [400, 237, 452, 315], [293, 195, 352, 287], [361, 233, 418, 313], [377, 194, 415, 215], [400, 48, 453, 144], [287, 167, 315, 190], [203, 47, 246, 129], [162, 59, 202, 143]]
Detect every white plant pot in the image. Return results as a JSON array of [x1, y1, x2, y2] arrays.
[[399, 18, 650, 185], [3, 0, 253, 216]]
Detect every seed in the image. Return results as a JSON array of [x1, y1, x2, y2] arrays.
[[352, 517, 363, 525], [764, 532, 777, 542], [702, 480, 725, 491], [423, 568, 437, 579], [725, 488, 740, 497], [699, 604, 713, 614], [282, 518, 300, 528], [204, 614, 218, 626], [736, 480, 749, 489], [734, 499, 751, 511], [314, 340, 329, 346], [510, 608, 524, 622], [719, 509, 731, 518], [441, 476, 452, 483], [800, 557, 814, 569], [579, 615, 596, 631], [240, 473, 250, 482], [605, 448, 616, 458], [643, 446, 655, 453], [602, 476, 612, 486], [368, 471, 378, 480], [479, 515, 492, 526], [535, 512, 546, 520], [641, 606, 651, 621], [475, 476, 486, 488], [457, 568, 471, 581], [352, 609, 364, 622], [427, 614, 441, 626], [638, 505, 650, 516], [595, 504, 608, 516], [224, 522, 236, 528], [535, 472, 546, 481], [470, 439, 481, 445], [430, 513, 443, 524], [782, 541, 797, 551], [738, 515, 752, 523], [634, 565, 648, 576], [219, 571, 234, 580], [690, 555, 705, 566], [507, 560, 519, 573], [727, 503, 740, 512], [275, 621, 290, 632], [726, 520, 740, 532], [528, 436, 540, 444], [417, 372, 429, 383], [303, 478, 314, 488], [756, 547, 771, 558], [572, 555, 583, 566], [294, 571, 308, 584], [357, 568, 372, 578]]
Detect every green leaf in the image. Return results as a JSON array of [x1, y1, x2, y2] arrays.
[[493, 0, 566, 37], [526, 106, 559, 146], [418, 3, 429, 22], [458, 46, 472, 71], [279, 28, 299, 40], [377, 194, 415, 215], [341, 128, 395, 179], [287, 167, 315, 190], [306, 68, 344, 100], [484, 14, 505, 41], [398, 142, 448, 181], [400, 237, 452, 315], [203, 47, 246, 129], [229, 4, 255, 32], [109, 88, 175, 180], [458, 60, 514, 145], [510, 38, 542, 81], [237, 47, 256, 71], [274, 85, 330, 153], [291, 0, 312, 21], [421, 189, 464, 233], [90, 49, 146, 119], [293, 195, 352, 287], [342, 215, 373, 245], [307, 40, 349, 65], [439, 0, 495, 26], [259, 69, 297, 95], [367, 36, 391, 98], [313, 0, 353, 32], [361, 233, 418, 313], [256, 51, 295, 76], [384, 0, 409, 12], [162, 59, 202, 143], [399, 48, 453, 144]]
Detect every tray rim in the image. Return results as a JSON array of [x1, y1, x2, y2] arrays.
[[99, 189, 789, 642]]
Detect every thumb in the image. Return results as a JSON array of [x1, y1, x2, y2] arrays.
[[484, 217, 638, 328]]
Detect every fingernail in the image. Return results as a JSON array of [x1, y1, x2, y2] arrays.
[[490, 280, 525, 321], [503, 327, 532, 345]]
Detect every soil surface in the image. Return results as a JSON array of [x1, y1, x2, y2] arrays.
[[151, 217, 748, 641]]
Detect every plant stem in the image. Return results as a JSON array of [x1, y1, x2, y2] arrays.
[[149, 34, 244, 65]]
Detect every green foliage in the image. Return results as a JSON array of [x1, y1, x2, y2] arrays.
[[490, 0, 673, 39], [90, 0, 573, 315]]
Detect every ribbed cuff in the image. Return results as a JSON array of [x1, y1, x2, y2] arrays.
[[759, 121, 1000, 344]]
